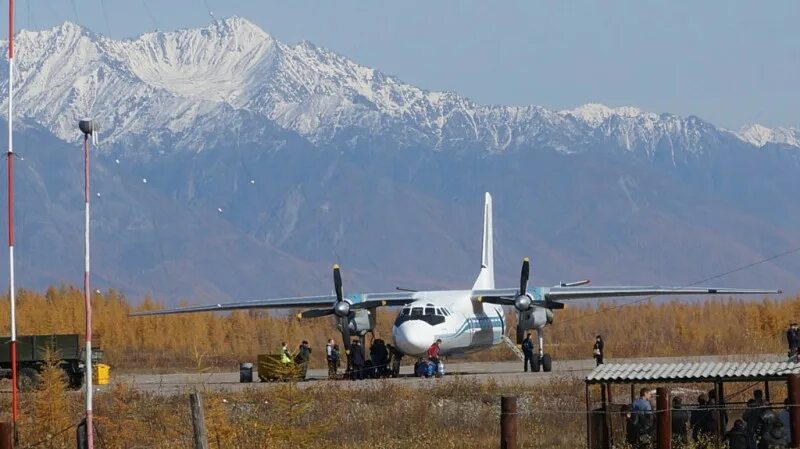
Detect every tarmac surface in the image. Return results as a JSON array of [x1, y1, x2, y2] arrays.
[[106, 353, 785, 395]]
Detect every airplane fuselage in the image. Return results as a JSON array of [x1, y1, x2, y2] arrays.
[[391, 291, 505, 356]]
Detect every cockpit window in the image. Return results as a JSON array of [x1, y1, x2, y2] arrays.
[[424, 307, 435, 316], [410, 308, 422, 316], [435, 308, 442, 316], [401, 308, 410, 316]]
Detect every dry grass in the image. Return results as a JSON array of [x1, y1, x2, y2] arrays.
[[9, 374, 591, 449]]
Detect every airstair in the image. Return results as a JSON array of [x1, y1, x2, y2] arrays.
[[502, 335, 525, 361]]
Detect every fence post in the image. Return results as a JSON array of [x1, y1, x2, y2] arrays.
[[0, 422, 11, 449], [656, 387, 671, 449], [190, 392, 210, 449], [788, 374, 800, 449], [501, 396, 518, 449]]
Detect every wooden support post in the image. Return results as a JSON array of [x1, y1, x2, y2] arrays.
[[607, 384, 615, 443], [788, 374, 800, 449], [190, 392, 210, 449], [500, 396, 518, 449], [765, 381, 771, 403], [631, 384, 636, 404], [601, 385, 610, 449], [586, 383, 592, 449], [0, 422, 11, 449], [656, 387, 671, 449]]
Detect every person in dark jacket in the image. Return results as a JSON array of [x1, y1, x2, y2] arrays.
[[671, 396, 690, 446], [787, 323, 799, 359], [350, 340, 365, 380], [691, 393, 715, 444], [387, 343, 403, 377], [295, 340, 312, 365], [370, 338, 389, 377], [593, 335, 604, 365], [521, 333, 535, 372], [726, 420, 750, 449]]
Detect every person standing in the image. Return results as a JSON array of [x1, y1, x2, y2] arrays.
[[521, 333, 535, 372], [593, 335, 605, 366], [326, 339, 336, 379], [787, 323, 799, 359], [671, 396, 690, 447], [632, 388, 654, 447], [350, 340, 365, 380], [279, 342, 292, 364], [295, 340, 312, 365]]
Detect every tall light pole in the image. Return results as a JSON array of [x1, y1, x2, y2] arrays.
[[6, 0, 18, 432], [78, 119, 96, 449]]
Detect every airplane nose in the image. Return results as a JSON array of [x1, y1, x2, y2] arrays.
[[393, 320, 436, 356]]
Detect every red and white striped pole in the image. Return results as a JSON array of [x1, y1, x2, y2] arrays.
[[7, 0, 18, 432], [79, 120, 95, 449]]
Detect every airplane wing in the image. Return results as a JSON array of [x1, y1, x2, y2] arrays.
[[129, 292, 419, 317], [544, 286, 782, 301], [473, 286, 781, 303]]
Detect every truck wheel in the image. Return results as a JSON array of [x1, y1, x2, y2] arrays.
[[18, 367, 40, 391]]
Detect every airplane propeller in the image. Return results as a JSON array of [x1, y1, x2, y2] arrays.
[[296, 264, 382, 353], [479, 257, 576, 343]]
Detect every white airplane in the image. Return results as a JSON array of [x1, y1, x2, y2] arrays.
[[132, 193, 781, 372]]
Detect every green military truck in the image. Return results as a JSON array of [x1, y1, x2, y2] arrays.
[[0, 334, 102, 390]]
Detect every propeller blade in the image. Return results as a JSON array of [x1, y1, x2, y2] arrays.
[[333, 264, 344, 302], [297, 308, 334, 319], [339, 315, 352, 352], [516, 324, 525, 345], [520, 257, 530, 296], [477, 296, 514, 306]]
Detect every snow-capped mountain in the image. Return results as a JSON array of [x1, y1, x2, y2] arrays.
[[2, 17, 796, 158], [736, 124, 800, 148], [0, 18, 798, 302]]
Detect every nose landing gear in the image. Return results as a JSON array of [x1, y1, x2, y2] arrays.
[[533, 328, 552, 372]]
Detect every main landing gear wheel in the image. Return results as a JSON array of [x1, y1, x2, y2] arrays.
[[541, 353, 552, 372], [531, 355, 541, 372]]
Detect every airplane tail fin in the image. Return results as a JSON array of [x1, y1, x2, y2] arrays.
[[472, 192, 495, 290]]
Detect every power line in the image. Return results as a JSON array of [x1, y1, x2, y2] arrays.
[[558, 245, 800, 325]]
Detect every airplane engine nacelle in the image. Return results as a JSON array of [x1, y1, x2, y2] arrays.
[[345, 309, 375, 336], [518, 306, 553, 330]]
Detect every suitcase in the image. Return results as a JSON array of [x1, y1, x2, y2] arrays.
[[426, 362, 436, 377]]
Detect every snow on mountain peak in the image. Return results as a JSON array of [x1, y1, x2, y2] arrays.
[[0, 18, 797, 156], [560, 103, 649, 127], [736, 124, 800, 148]]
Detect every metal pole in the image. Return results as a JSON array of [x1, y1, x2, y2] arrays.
[[82, 130, 94, 449], [788, 374, 800, 449], [500, 396, 517, 449], [656, 387, 671, 449], [190, 393, 210, 449], [6, 0, 18, 434]]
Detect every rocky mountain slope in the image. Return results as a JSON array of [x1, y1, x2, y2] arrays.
[[0, 18, 796, 302]]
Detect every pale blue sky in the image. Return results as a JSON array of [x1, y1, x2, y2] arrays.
[[4, 0, 799, 129]]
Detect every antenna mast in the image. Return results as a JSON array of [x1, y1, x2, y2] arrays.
[[7, 0, 18, 434], [79, 120, 96, 449]]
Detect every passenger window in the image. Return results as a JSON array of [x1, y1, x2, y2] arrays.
[[424, 307, 434, 316], [410, 308, 422, 316]]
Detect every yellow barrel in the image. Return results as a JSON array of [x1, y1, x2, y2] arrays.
[[93, 363, 110, 385]]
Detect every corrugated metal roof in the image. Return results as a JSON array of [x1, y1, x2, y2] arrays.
[[586, 361, 800, 384]]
